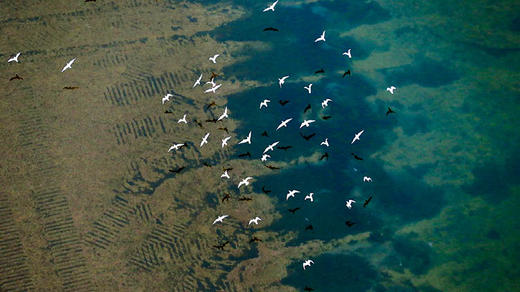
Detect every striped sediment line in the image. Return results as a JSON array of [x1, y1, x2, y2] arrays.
[[0, 193, 35, 291], [110, 115, 167, 145]]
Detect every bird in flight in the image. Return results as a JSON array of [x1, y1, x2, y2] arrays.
[[342, 70, 351, 78], [238, 131, 252, 144], [200, 133, 210, 147], [300, 132, 316, 141], [263, 0, 279, 12], [178, 114, 188, 124], [162, 93, 173, 104], [213, 241, 229, 250], [286, 190, 300, 200], [238, 177, 253, 189], [363, 196, 372, 207], [265, 165, 280, 170], [314, 68, 325, 74], [263, 27, 279, 32], [262, 186, 272, 194], [63, 86, 79, 90], [193, 73, 203, 88], [218, 127, 229, 134], [288, 207, 301, 214], [303, 259, 315, 270], [169, 166, 185, 174], [305, 224, 314, 231], [351, 130, 364, 144], [222, 193, 231, 202], [342, 49, 352, 58], [363, 176, 372, 182], [279, 99, 290, 106], [238, 152, 251, 158], [386, 86, 396, 94], [204, 84, 222, 93], [320, 138, 329, 147], [213, 215, 229, 225], [351, 153, 363, 160], [209, 54, 219, 63], [319, 152, 329, 161], [300, 119, 316, 128], [263, 141, 279, 153], [168, 143, 184, 152], [261, 131, 269, 137], [304, 192, 314, 202], [304, 286, 315, 291], [61, 58, 76, 72], [345, 221, 355, 227], [221, 136, 231, 148], [276, 118, 293, 130], [314, 31, 326, 42], [259, 99, 270, 109], [261, 154, 271, 162], [221, 170, 230, 179], [248, 217, 262, 225], [278, 75, 289, 88], [217, 106, 229, 121], [386, 107, 396, 116], [304, 84, 312, 94], [206, 78, 216, 87], [8, 52, 21, 63], [9, 74, 23, 81], [277, 145, 292, 150], [321, 98, 332, 108], [345, 199, 356, 209], [249, 236, 262, 243], [303, 104, 311, 113]]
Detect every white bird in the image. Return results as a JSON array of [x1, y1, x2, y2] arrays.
[[162, 93, 173, 104], [263, 141, 279, 153], [200, 133, 210, 147], [263, 0, 279, 12], [304, 84, 312, 94], [314, 31, 326, 42], [221, 171, 230, 179], [221, 136, 231, 148], [213, 215, 229, 225], [168, 143, 184, 152], [351, 130, 364, 144], [238, 177, 253, 189], [304, 192, 314, 202], [299, 119, 316, 128], [286, 190, 300, 200], [260, 99, 270, 109], [8, 52, 20, 63], [209, 54, 219, 63], [193, 73, 203, 88], [178, 114, 188, 124], [386, 86, 396, 94], [363, 176, 372, 182], [205, 79, 216, 87], [321, 98, 332, 108], [303, 259, 314, 270], [278, 75, 289, 88], [345, 199, 356, 209], [320, 138, 329, 147], [61, 58, 76, 72], [342, 49, 352, 59], [261, 154, 271, 162], [217, 106, 229, 121], [204, 84, 222, 93], [238, 131, 252, 145], [248, 217, 262, 225], [276, 118, 293, 131]]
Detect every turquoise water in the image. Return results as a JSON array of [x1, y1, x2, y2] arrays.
[[205, 0, 520, 291]]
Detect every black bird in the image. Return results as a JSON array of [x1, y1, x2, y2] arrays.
[[320, 152, 329, 161], [213, 241, 229, 251], [303, 104, 311, 113], [217, 127, 229, 133], [85, 0, 96, 2], [222, 193, 231, 203], [363, 196, 372, 208], [9, 74, 23, 81], [305, 224, 314, 231], [205, 101, 217, 110], [288, 207, 300, 214], [279, 100, 289, 106], [304, 286, 315, 292], [169, 166, 185, 174], [321, 115, 332, 120], [265, 165, 281, 170], [262, 186, 272, 194], [342, 70, 351, 78], [203, 162, 213, 167], [164, 110, 173, 114], [300, 132, 316, 141], [345, 221, 356, 227], [351, 153, 363, 160], [277, 145, 292, 151], [63, 86, 79, 90], [263, 27, 279, 32], [238, 196, 252, 201], [222, 167, 233, 172], [261, 131, 269, 137], [210, 71, 219, 80], [249, 236, 262, 243], [238, 152, 251, 158], [314, 68, 325, 74], [205, 118, 218, 123], [386, 107, 396, 116], [193, 119, 204, 128]]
